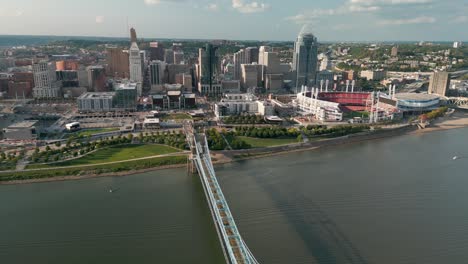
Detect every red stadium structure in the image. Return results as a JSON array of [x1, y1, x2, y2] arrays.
[[317, 92, 371, 112]]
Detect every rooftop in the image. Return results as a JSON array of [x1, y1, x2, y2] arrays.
[[78, 92, 116, 99], [7, 120, 38, 129], [395, 93, 441, 101]]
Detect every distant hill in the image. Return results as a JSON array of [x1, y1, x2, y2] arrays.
[[0, 35, 129, 47]]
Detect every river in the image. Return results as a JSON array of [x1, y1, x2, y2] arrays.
[[1, 127, 468, 263]]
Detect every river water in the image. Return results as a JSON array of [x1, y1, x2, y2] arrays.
[[1, 127, 468, 264]]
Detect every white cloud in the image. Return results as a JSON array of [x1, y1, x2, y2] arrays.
[[206, 3, 219, 11], [144, 0, 186, 5], [0, 9, 24, 17], [285, 0, 433, 25], [350, 0, 431, 4], [378, 16, 436, 25], [232, 0, 269, 13], [95, 16, 104, 24], [451, 15, 468, 24]]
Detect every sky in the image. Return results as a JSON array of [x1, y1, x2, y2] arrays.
[[0, 0, 466, 41]]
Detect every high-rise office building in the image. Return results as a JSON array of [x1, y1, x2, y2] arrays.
[[32, 61, 61, 98], [241, 64, 263, 89], [198, 44, 222, 96], [149, 60, 166, 86], [258, 46, 271, 66], [198, 43, 219, 88], [106, 47, 130, 78], [293, 27, 319, 88], [129, 28, 143, 88], [87, 66, 107, 92], [428, 72, 451, 96], [164, 49, 174, 64], [233, 47, 259, 80], [149, 42, 165, 61]]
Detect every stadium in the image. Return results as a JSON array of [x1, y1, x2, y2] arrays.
[[317, 92, 371, 112], [394, 93, 441, 112]]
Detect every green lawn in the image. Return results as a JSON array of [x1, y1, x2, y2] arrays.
[[343, 111, 370, 119], [27, 144, 181, 169], [161, 113, 192, 120], [237, 136, 298, 148], [68, 128, 120, 138], [1, 156, 188, 182]]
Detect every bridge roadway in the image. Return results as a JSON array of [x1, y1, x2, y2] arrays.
[[184, 122, 259, 264]]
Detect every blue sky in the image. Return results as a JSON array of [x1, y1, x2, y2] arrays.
[[0, 0, 466, 41]]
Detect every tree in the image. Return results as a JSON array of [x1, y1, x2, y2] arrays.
[[297, 134, 303, 143]]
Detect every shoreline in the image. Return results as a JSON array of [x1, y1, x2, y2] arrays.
[[2, 112, 468, 186]]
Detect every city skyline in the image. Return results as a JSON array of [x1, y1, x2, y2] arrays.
[[0, 0, 466, 42]]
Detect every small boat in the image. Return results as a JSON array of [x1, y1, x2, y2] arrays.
[[453, 156, 458, 160], [109, 189, 114, 193]]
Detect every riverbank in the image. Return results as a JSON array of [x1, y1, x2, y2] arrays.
[[2, 111, 468, 185]]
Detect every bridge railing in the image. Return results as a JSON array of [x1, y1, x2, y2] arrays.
[[184, 122, 259, 264]]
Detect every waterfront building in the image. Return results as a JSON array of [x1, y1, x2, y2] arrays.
[[214, 93, 274, 119], [114, 82, 138, 111], [453, 42, 463, 49], [292, 27, 319, 88], [394, 93, 441, 112], [77, 92, 115, 112], [2, 121, 38, 140], [428, 72, 451, 96], [152, 92, 196, 110], [294, 90, 343, 122]]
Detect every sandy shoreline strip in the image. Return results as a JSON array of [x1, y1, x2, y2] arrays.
[[2, 111, 468, 186]]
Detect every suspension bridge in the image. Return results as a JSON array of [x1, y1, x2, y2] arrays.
[[184, 122, 259, 264]]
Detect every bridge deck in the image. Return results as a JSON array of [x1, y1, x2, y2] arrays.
[[185, 123, 258, 264]]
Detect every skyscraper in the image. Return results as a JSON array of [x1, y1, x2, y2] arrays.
[[129, 28, 143, 87], [233, 47, 259, 80], [149, 60, 166, 86], [199, 44, 219, 86], [198, 44, 221, 96], [87, 66, 107, 92], [149, 42, 165, 61], [428, 72, 451, 96], [293, 26, 318, 88], [106, 47, 130, 78], [258, 46, 271, 66], [32, 61, 61, 98]]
